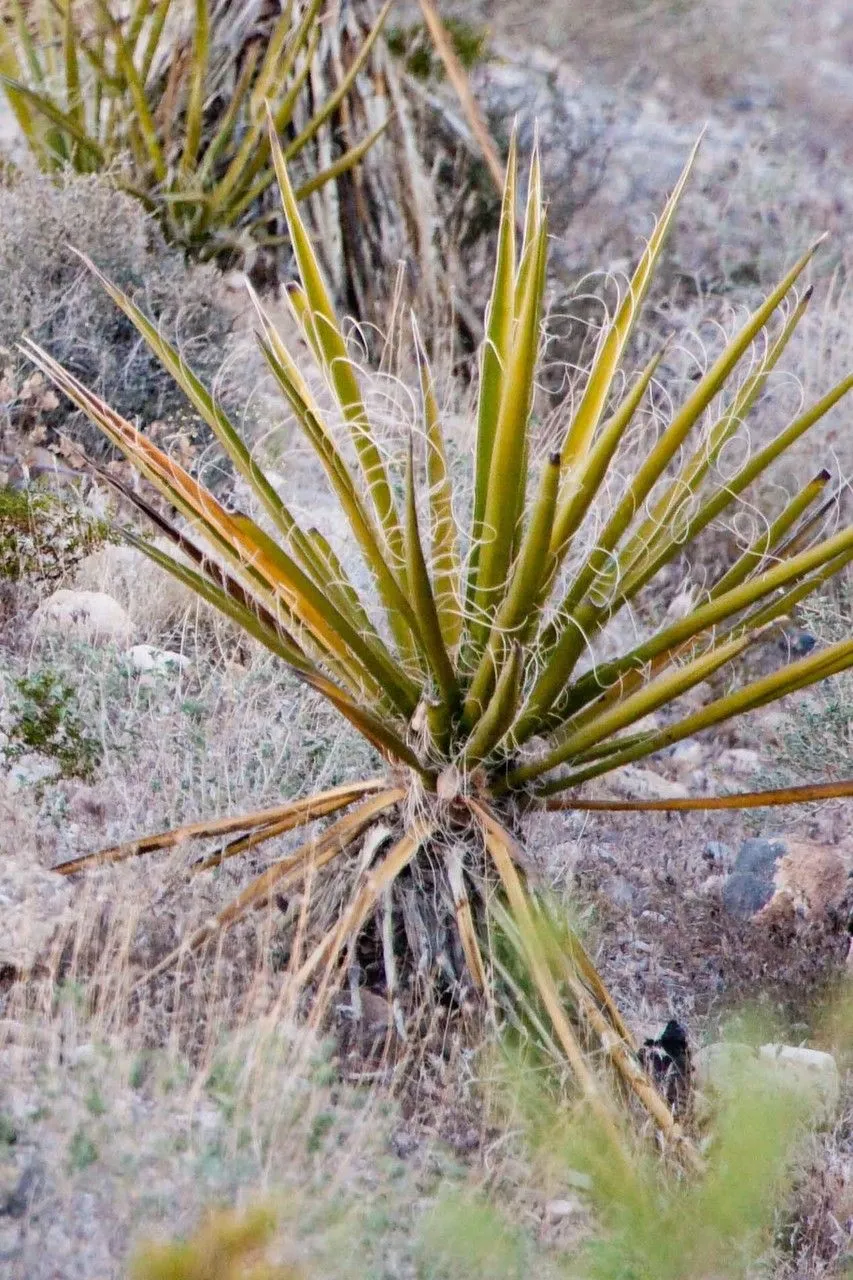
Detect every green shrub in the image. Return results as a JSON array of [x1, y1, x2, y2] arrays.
[[0, 170, 240, 474], [0, 485, 111, 584], [2, 668, 102, 782]]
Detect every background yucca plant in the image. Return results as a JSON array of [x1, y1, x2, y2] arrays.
[[0, 0, 390, 264], [23, 118, 853, 1162]]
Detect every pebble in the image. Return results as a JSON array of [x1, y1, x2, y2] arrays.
[[125, 644, 190, 676]]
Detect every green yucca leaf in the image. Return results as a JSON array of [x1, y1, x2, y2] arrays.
[[93, 0, 166, 182], [709, 468, 831, 599], [467, 129, 519, 618], [534, 633, 853, 796], [62, 2, 84, 134], [267, 107, 406, 572], [250, 291, 423, 668], [536, 514, 853, 746], [461, 644, 523, 767], [554, 135, 701, 489], [618, 287, 814, 584], [281, 0, 393, 159], [205, 0, 324, 216], [550, 345, 667, 562], [180, 0, 209, 174], [469, 211, 548, 654], [556, 242, 822, 626], [464, 451, 561, 725], [126, 530, 311, 670], [413, 318, 463, 652], [619, 368, 853, 608], [0, 77, 105, 163], [247, 0, 298, 119], [510, 626, 766, 786], [404, 441, 459, 711]]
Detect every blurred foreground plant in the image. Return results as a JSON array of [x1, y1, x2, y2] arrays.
[[420, 1029, 822, 1280], [131, 1203, 301, 1280], [25, 120, 853, 1163], [0, 0, 389, 262]]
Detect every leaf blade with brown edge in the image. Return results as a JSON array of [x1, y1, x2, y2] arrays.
[[53, 779, 387, 875], [135, 788, 406, 987]]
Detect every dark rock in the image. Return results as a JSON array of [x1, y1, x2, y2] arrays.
[[734, 838, 788, 879], [723, 872, 777, 919], [722, 837, 787, 918], [0, 1163, 43, 1219]]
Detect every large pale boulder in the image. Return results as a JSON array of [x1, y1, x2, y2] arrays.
[[695, 1040, 840, 1123], [34, 588, 133, 646]]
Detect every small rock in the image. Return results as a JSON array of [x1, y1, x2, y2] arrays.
[[0, 1164, 44, 1220], [695, 1041, 840, 1122], [604, 765, 688, 802], [125, 644, 189, 676], [722, 836, 853, 922], [771, 839, 852, 919], [601, 874, 643, 911], [715, 747, 762, 776], [0, 858, 75, 975], [703, 841, 731, 867], [545, 1196, 583, 1223], [34, 589, 133, 646], [671, 739, 704, 772], [69, 1042, 97, 1069], [694, 1041, 757, 1092], [5, 753, 60, 792]]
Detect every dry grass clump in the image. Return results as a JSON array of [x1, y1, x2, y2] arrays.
[[0, 169, 244, 473]]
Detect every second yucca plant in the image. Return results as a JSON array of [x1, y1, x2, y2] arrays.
[[25, 118, 853, 1161], [0, 0, 389, 261]]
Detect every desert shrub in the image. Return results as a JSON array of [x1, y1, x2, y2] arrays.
[[0, 484, 111, 585], [0, 169, 241, 477], [1, 667, 102, 783]]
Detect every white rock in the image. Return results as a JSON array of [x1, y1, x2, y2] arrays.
[[695, 1040, 840, 1122], [671, 739, 705, 772], [34, 588, 133, 646], [125, 644, 189, 676], [694, 1041, 757, 1093], [0, 858, 75, 975], [758, 1044, 840, 1117], [545, 1196, 584, 1223], [6, 752, 61, 791]]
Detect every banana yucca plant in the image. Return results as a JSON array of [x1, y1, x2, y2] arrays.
[[24, 120, 853, 1161], [0, 0, 390, 259]]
